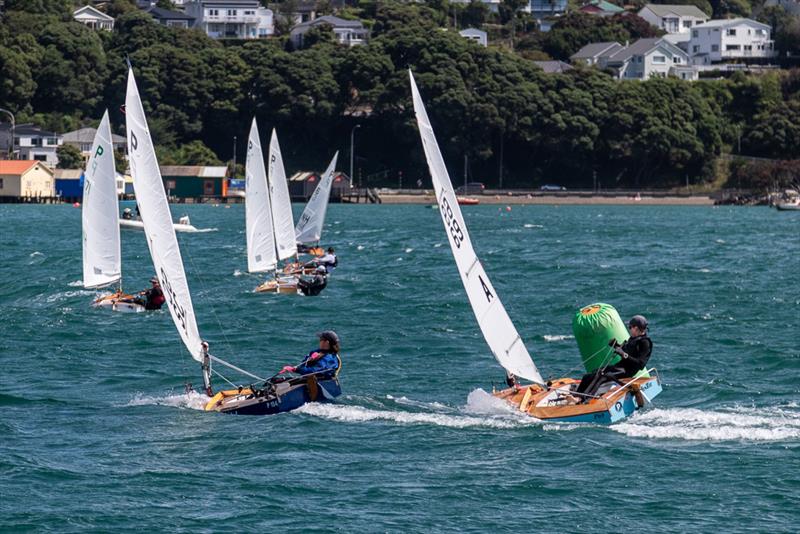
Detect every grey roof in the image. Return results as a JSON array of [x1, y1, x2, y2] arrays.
[[0, 123, 59, 137], [147, 6, 195, 20], [293, 15, 364, 30], [533, 60, 574, 73], [62, 127, 126, 145], [570, 41, 623, 60], [693, 17, 770, 30], [606, 37, 684, 63], [641, 4, 709, 18]]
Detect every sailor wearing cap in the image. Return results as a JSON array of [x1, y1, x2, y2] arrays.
[[279, 331, 341, 380]]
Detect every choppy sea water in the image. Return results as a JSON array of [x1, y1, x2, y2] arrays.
[[1, 203, 798, 532]]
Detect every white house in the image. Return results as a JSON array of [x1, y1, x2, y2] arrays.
[[290, 16, 368, 48], [459, 28, 487, 47], [637, 4, 709, 34], [604, 38, 697, 80], [72, 5, 114, 31], [184, 0, 273, 39], [570, 41, 624, 65], [0, 123, 63, 167], [688, 18, 775, 64]]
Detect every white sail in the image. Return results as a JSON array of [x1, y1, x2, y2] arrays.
[[245, 118, 277, 272], [126, 67, 203, 362], [409, 71, 543, 384], [267, 129, 298, 261], [295, 151, 339, 245], [82, 110, 122, 289]]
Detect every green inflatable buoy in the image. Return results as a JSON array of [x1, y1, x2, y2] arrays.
[[572, 303, 629, 373]]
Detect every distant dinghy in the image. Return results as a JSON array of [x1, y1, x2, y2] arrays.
[[82, 110, 144, 313], [410, 71, 661, 424], [126, 65, 341, 414]]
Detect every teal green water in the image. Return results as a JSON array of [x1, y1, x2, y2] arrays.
[[1, 203, 799, 532]]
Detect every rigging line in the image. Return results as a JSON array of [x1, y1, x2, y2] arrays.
[[177, 232, 236, 355], [555, 344, 613, 380], [209, 354, 266, 382], [211, 368, 239, 389]]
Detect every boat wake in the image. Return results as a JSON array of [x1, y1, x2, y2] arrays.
[[543, 334, 574, 342], [295, 389, 539, 429], [184, 227, 218, 233], [613, 405, 800, 442], [126, 391, 210, 411]]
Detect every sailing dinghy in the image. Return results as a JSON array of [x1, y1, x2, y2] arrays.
[[294, 152, 339, 257], [409, 71, 661, 424], [249, 124, 303, 293], [83, 110, 143, 313], [126, 66, 341, 414]]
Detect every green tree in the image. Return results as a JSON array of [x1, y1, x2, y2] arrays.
[[56, 144, 84, 169]]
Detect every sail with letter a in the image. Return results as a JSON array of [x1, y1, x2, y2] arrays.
[[267, 129, 297, 261], [82, 110, 121, 289], [409, 71, 543, 384], [125, 67, 204, 362]]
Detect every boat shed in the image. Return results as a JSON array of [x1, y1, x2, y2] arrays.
[[288, 171, 351, 201], [54, 169, 84, 198], [0, 160, 55, 198], [159, 166, 228, 198]]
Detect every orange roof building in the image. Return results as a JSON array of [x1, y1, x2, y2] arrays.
[[0, 160, 55, 197]]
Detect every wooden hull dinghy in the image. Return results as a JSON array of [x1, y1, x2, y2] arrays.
[[255, 275, 299, 294], [457, 197, 480, 206], [92, 291, 145, 313], [205, 375, 341, 415], [410, 71, 662, 425], [493, 372, 662, 424]]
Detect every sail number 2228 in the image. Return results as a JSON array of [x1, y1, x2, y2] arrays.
[[440, 196, 464, 248]]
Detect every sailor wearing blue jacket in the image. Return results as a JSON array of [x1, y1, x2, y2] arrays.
[[280, 331, 341, 379]]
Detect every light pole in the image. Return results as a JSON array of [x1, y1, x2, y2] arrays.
[[0, 108, 15, 159], [349, 124, 360, 189]]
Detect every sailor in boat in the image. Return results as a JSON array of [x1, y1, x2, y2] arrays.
[[118, 277, 166, 310], [307, 247, 337, 273], [277, 331, 341, 381], [297, 265, 328, 296], [571, 315, 652, 402]]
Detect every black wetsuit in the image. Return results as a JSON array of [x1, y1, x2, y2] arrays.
[[298, 273, 327, 296], [576, 335, 652, 396]]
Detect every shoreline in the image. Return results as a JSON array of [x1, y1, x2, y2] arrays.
[[378, 193, 716, 205]]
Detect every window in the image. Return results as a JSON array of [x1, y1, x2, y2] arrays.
[[46, 137, 59, 146], [693, 45, 700, 53], [653, 55, 666, 64], [208, 9, 218, 16], [0, 178, 4, 189], [692, 30, 698, 38], [683, 20, 692, 29], [712, 45, 719, 52], [726, 28, 736, 36], [726, 44, 740, 51], [673, 56, 681, 63], [244, 10, 254, 15], [227, 9, 236, 16], [744, 45, 752, 51], [31, 138, 42, 147], [34, 155, 46, 161]]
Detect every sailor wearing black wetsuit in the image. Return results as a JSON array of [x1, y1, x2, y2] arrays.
[[575, 315, 652, 399]]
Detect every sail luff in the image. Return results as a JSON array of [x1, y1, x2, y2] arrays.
[[267, 129, 298, 261], [125, 67, 204, 363], [295, 151, 339, 245], [82, 110, 122, 289], [245, 118, 278, 273], [409, 71, 543, 384]]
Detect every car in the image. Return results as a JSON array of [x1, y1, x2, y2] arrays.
[[455, 182, 485, 195], [540, 184, 567, 191]]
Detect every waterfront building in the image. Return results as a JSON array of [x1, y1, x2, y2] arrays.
[[73, 5, 115, 31], [160, 166, 228, 198], [0, 160, 55, 198], [289, 171, 350, 201], [637, 4, 709, 34], [0, 124, 63, 167]]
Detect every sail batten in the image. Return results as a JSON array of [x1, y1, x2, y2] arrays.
[[82, 110, 121, 289], [409, 71, 543, 384], [245, 118, 278, 273], [295, 152, 339, 245], [125, 67, 203, 362], [267, 130, 297, 261]]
